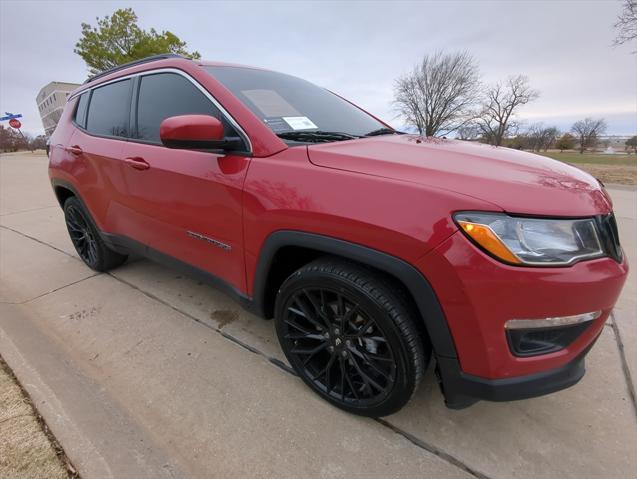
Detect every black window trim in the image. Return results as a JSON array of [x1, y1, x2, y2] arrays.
[[68, 67, 252, 153], [72, 90, 91, 130], [79, 78, 133, 141], [131, 71, 247, 153]]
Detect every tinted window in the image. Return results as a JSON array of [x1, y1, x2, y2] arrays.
[[204, 66, 386, 138], [74, 93, 89, 128], [86, 79, 131, 137], [136, 72, 236, 143]]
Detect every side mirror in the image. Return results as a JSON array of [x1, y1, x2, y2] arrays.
[[159, 115, 242, 151]]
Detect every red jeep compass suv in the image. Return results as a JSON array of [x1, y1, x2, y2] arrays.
[[49, 54, 628, 416]]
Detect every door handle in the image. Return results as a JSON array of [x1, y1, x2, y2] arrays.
[[66, 145, 83, 155], [124, 157, 150, 170]]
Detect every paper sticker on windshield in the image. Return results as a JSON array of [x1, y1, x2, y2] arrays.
[[263, 117, 290, 133], [283, 116, 318, 131]]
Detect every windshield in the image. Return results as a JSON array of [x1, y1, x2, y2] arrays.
[[204, 66, 388, 140]]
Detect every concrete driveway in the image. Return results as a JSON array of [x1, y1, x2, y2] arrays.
[[1, 152, 635, 479]]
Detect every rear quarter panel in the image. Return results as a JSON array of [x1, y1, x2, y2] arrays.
[[50, 120, 126, 232], [48, 96, 79, 187]]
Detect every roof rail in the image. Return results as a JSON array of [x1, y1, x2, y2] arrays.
[[84, 53, 187, 84]]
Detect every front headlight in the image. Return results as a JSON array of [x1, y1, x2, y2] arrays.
[[454, 212, 604, 266]]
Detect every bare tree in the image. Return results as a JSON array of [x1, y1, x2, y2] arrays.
[[614, 0, 637, 52], [524, 124, 543, 151], [542, 126, 560, 151], [526, 124, 560, 151], [510, 124, 558, 151], [393, 51, 480, 137], [30, 135, 48, 151], [475, 75, 539, 146], [456, 123, 481, 140], [571, 118, 607, 153]]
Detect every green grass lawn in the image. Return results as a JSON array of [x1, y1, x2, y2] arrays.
[[538, 151, 637, 166]]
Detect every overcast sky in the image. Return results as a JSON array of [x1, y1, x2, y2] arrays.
[[1, 0, 635, 136]]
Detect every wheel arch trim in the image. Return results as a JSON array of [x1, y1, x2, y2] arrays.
[[51, 178, 80, 207], [252, 230, 458, 359], [50, 178, 112, 234]]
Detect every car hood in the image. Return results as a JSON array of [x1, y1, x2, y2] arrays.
[[307, 135, 612, 216]]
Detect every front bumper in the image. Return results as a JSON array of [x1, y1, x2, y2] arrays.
[[417, 231, 628, 407], [436, 331, 599, 409]]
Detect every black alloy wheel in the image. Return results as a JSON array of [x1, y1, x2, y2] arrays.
[[275, 258, 428, 417], [282, 287, 397, 405], [66, 202, 99, 267], [63, 196, 127, 272]]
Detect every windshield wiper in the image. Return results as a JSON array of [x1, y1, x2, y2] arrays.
[[364, 128, 404, 137], [276, 131, 361, 143]]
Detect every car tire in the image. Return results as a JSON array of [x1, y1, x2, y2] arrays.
[[63, 196, 127, 272], [275, 257, 428, 417]]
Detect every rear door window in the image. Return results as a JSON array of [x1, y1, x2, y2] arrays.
[[85, 79, 132, 138], [134, 72, 238, 143], [74, 92, 90, 128]]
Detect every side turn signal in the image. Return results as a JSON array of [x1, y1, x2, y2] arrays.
[[457, 221, 522, 264]]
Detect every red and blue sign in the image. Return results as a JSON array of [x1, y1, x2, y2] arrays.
[[0, 112, 22, 121], [1, 112, 23, 130]]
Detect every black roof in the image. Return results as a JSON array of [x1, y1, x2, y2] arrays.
[[84, 54, 188, 84]]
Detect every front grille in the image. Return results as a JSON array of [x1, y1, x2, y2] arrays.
[[597, 213, 622, 263]]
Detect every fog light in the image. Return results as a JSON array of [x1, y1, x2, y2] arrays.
[[505, 311, 601, 357]]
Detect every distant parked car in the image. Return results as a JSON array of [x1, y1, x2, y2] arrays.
[[48, 54, 628, 416]]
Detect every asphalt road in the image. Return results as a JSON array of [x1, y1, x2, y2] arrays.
[[1, 152, 636, 479]]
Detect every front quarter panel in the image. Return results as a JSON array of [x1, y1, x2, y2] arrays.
[[242, 146, 501, 296]]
